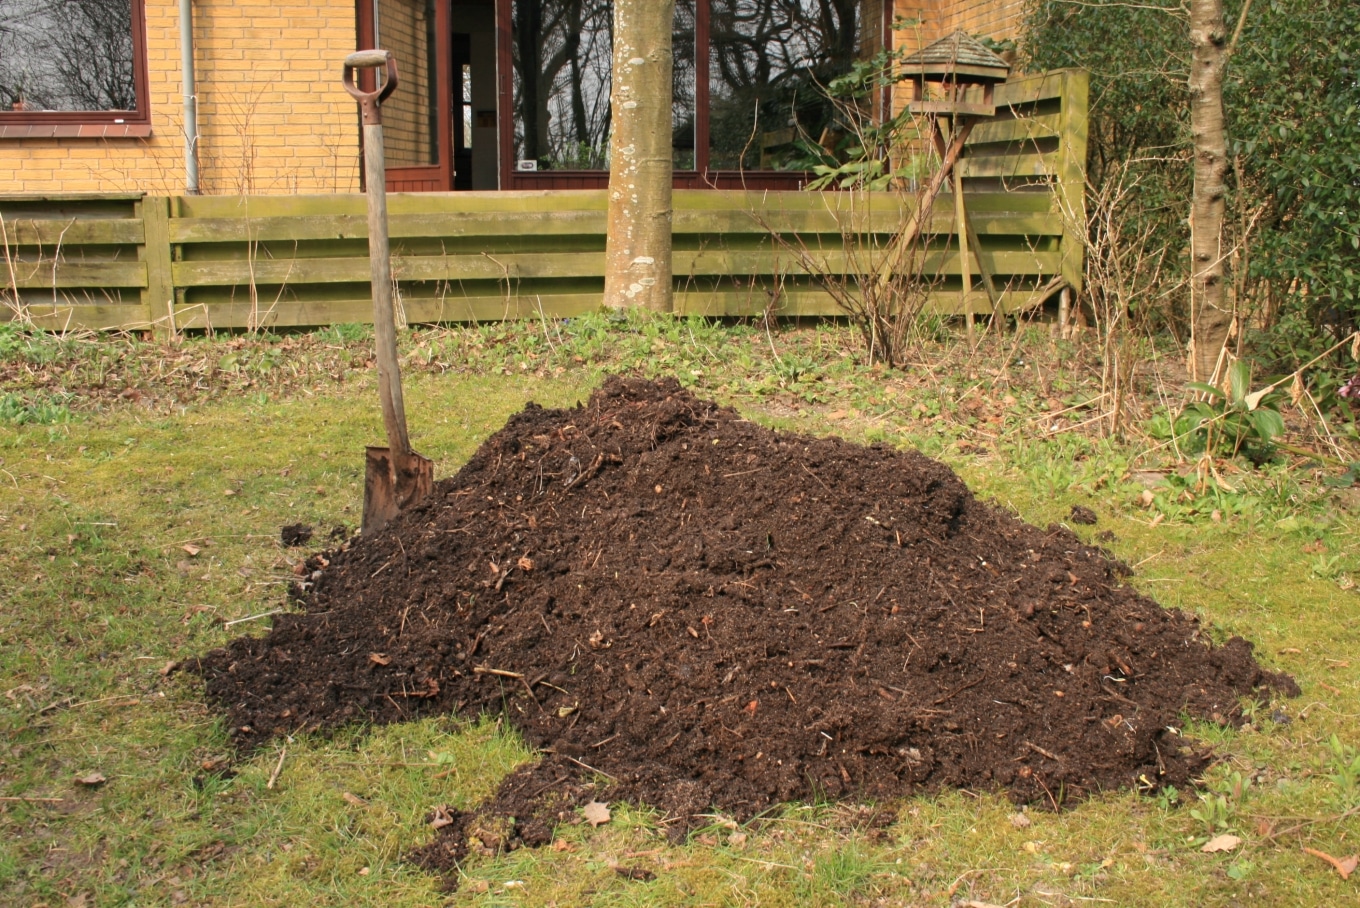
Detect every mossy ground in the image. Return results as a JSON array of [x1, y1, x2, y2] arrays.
[[2, 314, 1358, 906]]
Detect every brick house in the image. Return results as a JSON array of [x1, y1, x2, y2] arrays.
[[0, 0, 1026, 196]]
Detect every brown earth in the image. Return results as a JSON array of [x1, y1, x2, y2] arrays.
[[193, 376, 1297, 874]]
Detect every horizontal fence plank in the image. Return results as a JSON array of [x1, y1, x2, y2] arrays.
[[3, 218, 145, 246], [171, 246, 1062, 289], [994, 70, 1070, 108], [168, 205, 1061, 247], [9, 261, 147, 289], [21, 303, 153, 331], [171, 293, 605, 330], [960, 152, 1057, 179], [966, 112, 1062, 147], [675, 287, 1052, 318]]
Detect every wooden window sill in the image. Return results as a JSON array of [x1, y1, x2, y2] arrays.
[[0, 122, 154, 139]]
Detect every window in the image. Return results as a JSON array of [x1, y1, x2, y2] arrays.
[[708, 0, 859, 171], [0, 0, 151, 136], [506, 0, 861, 177]]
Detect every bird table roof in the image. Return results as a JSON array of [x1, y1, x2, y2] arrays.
[[900, 30, 1011, 82]]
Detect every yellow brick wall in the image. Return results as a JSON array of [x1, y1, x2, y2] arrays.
[[0, 0, 361, 195]]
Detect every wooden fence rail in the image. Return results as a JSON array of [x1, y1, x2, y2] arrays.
[[0, 69, 1086, 333]]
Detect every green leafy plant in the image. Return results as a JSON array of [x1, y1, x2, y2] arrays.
[[1325, 734, 1360, 806], [1179, 360, 1286, 462], [1190, 770, 1251, 836]]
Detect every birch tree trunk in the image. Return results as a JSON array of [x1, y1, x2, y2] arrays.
[[603, 0, 674, 312], [1188, 0, 1232, 382]]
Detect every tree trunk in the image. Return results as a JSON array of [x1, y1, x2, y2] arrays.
[[1188, 0, 1233, 382], [603, 0, 674, 312]]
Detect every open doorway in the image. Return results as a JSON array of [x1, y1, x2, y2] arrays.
[[451, 0, 497, 190], [357, 0, 497, 191]]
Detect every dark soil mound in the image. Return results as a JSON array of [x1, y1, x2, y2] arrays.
[[195, 376, 1296, 868]]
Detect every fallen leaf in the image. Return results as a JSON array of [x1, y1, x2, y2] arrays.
[[357, 866, 370, 876], [4, 684, 37, 700], [342, 792, 368, 808], [582, 800, 611, 827], [223, 489, 237, 497], [728, 831, 748, 848], [181, 544, 201, 556], [467, 880, 490, 893], [1149, 513, 1165, 527], [430, 806, 455, 829], [369, 653, 390, 666], [1139, 489, 1155, 507], [1202, 833, 1242, 853], [1009, 812, 1032, 829], [517, 555, 534, 571], [1304, 847, 1359, 880], [75, 772, 107, 787], [550, 838, 575, 852]]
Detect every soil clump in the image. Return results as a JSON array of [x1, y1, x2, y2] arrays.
[[195, 376, 1296, 871]]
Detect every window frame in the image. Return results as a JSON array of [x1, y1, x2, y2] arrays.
[[496, 0, 879, 190], [0, 0, 153, 139]]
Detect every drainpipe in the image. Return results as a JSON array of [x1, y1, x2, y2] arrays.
[[180, 0, 200, 193]]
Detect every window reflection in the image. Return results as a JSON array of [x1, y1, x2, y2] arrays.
[[511, 0, 615, 170], [509, 0, 858, 174], [0, 0, 137, 113], [708, 0, 858, 171], [673, 0, 696, 171]]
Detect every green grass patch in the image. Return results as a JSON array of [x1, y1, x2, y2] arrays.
[[1, 318, 1358, 906]]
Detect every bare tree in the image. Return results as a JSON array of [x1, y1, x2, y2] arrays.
[[603, 0, 674, 312], [1187, 0, 1232, 382]]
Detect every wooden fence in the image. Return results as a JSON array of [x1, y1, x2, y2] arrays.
[[0, 70, 1086, 332]]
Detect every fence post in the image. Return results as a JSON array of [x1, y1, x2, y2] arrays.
[[140, 196, 175, 338], [1056, 68, 1090, 298]]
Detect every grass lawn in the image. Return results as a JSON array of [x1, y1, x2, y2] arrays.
[[1, 313, 1358, 906]]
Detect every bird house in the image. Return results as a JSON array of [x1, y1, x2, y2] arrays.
[[901, 31, 1011, 118]]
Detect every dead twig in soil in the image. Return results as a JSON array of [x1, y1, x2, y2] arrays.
[[1024, 741, 1062, 762], [932, 677, 982, 706], [1256, 805, 1360, 843], [473, 666, 525, 680], [558, 753, 618, 781], [223, 609, 284, 628], [0, 795, 65, 803], [266, 746, 287, 790]]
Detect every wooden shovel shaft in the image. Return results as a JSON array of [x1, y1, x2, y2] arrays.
[[362, 120, 413, 459]]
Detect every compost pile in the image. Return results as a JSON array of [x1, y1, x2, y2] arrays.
[[196, 376, 1295, 867]]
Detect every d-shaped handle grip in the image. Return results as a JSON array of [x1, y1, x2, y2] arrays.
[[343, 50, 399, 125]]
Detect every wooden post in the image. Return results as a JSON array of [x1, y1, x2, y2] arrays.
[[139, 196, 175, 339], [954, 160, 972, 341]]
